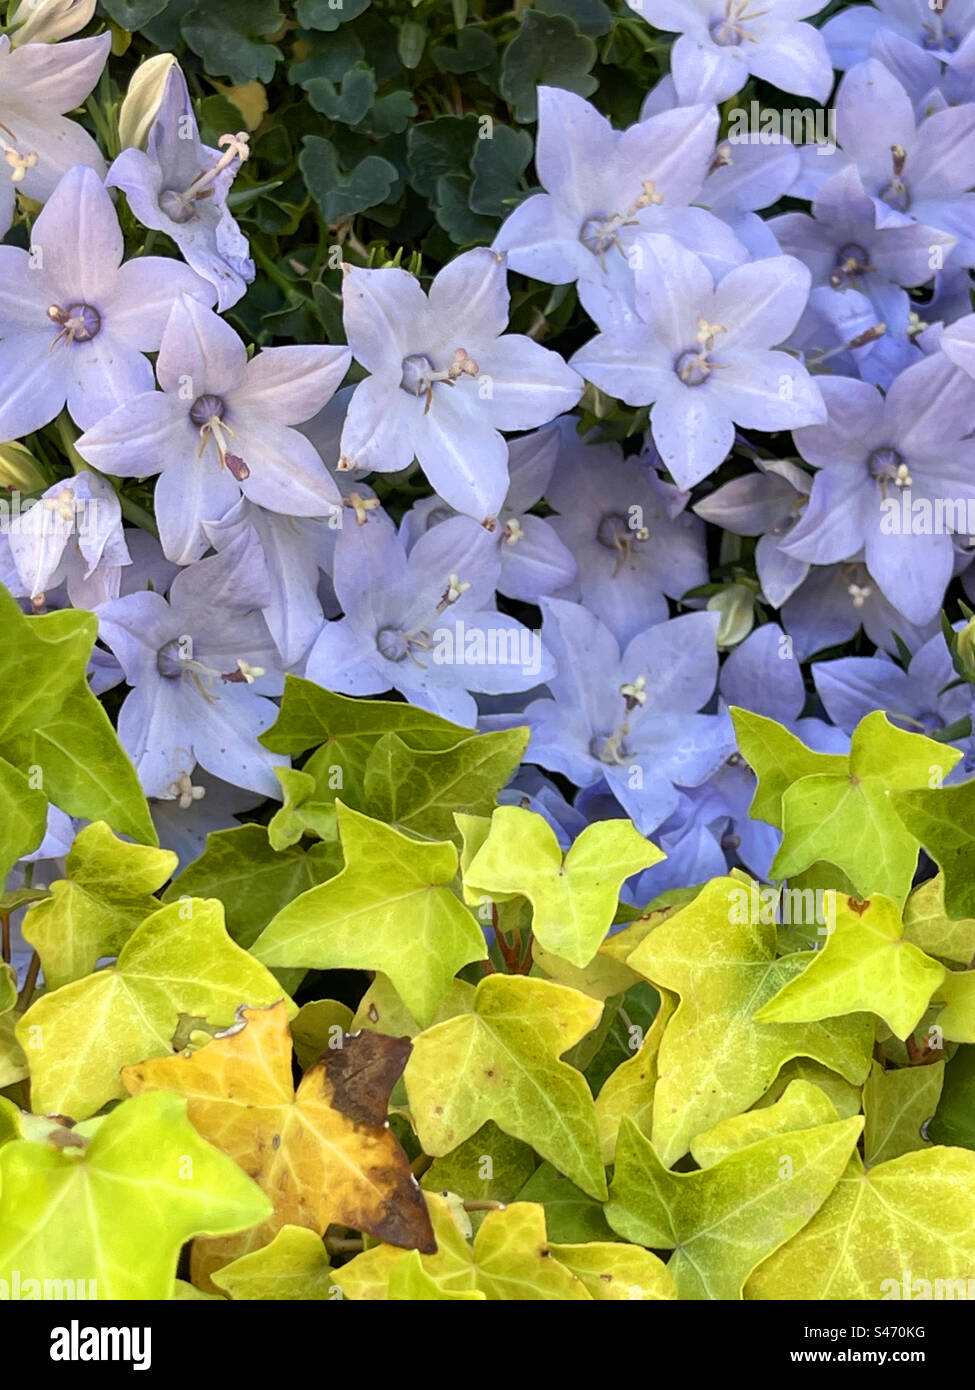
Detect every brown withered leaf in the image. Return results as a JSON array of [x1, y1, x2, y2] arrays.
[[121, 1001, 434, 1290]]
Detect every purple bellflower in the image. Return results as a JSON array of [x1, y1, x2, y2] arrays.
[[793, 61, 975, 267], [0, 164, 215, 439], [96, 529, 287, 799], [106, 64, 255, 311], [76, 294, 350, 564], [823, 0, 975, 69], [626, 0, 834, 106], [5, 468, 130, 608], [0, 32, 110, 236], [518, 598, 735, 836], [544, 418, 709, 646], [337, 247, 583, 524], [492, 86, 748, 322], [781, 352, 975, 623], [781, 554, 942, 658], [304, 505, 554, 727], [399, 426, 577, 605], [571, 233, 825, 489]]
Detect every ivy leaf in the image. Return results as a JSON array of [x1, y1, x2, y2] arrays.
[[362, 728, 529, 843], [0, 964, 14, 1016], [733, 709, 958, 906], [930, 970, 975, 1042], [267, 768, 338, 851], [388, 1250, 487, 1300], [211, 1226, 335, 1300], [755, 895, 945, 1040], [513, 1161, 615, 1242], [892, 780, 975, 919], [296, 0, 371, 29], [594, 992, 676, 1163], [0, 756, 46, 882], [21, 822, 177, 992], [0, 591, 154, 847], [290, 999, 354, 1070], [0, 1092, 270, 1300], [253, 803, 486, 1027], [747, 1147, 975, 1299], [352, 973, 476, 1039], [607, 1113, 863, 1300], [690, 1079, 841, 1169], [300, 136, 398, 222], [756, 1058, 863, 1120], [928, 1046, 975, 1148], [624, 877, 874, 1164], [182, 0, 285, 84], [0, 1010, 27, 1089], [335, 1195, 591, 1300], [549, 1242, 677, 1301], [404, 974, 607, 1199], [163, 824, 338, 950], [420, 1122, 537, 1208], [18, 898, 293, 1120], [124, 1003, 433, 1290], [469, 124, 534, 217], [863, 1060, 944, 1166], [464, 807, 663, 968], [903, 874, 975, 965], [500, 11, 598, 123]]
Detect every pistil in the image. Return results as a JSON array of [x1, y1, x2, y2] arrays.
[[158, 131, 250, 224]]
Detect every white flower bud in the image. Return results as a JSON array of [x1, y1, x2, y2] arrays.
[[117, 54, 178, 152], [9, 0, 96, 47]]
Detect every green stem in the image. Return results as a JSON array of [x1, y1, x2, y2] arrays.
[[251, 240, 312, 302], [56, 411, 159, 537]]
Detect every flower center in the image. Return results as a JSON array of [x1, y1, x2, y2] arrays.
[[0, 118, 38, 185], [868, 445, 913, 495], [158, 131, 250, 224], [596, 511, 650, 576], [400, 349, 479, 413], [591, 677, 647, 765], [579, 181, 663, 261], [830, 242, 873, 290], [47, 302, 101, 347], [710, 0, 766, 46], [921, 21, 959, 52], [166, 770, 206, 809], [375, 572, 471, 669], [879, 145, 911, 213], [190, 396, 249, 480], [676, 318, 726, 387], [841, 562, 873, 610], [156, 638, 264, 698]]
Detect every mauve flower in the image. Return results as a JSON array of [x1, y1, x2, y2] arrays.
[[0, 165, 215, 439]]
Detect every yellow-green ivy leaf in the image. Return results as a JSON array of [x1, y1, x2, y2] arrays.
[[404, 974, 606, 1199], [863, 1060, 944, 1166], [755, 895, 945, 1040], [210, 1225, 335, 1300], [252, 803, 486, 1027]]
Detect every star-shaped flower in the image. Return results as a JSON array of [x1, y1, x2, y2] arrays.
[[0, 164, 215, 439], [337, 247, 583, 524], [76, 294, 350, 564], [106, 63, 255, 312]]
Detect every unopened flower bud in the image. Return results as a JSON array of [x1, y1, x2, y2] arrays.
[[9, 0, 96, 46], [117, 54, 178, 151], [957, 618, 975, 682], [0, 441, 47, 491]]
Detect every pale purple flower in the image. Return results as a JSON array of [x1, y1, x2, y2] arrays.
[[782, 353, 975, 622], [151, 770, 263, 871], [76, 294, 350, 564], [771, 163, 957, 309], [399, 426, 577, 605], [337, 247, 583, 524], [304, 504, 553, 728], [0, 32, 109, 237], [519, 599, 735, 835], [97, 530, 287, 799], [544, 418, 708, 645], [781, 554, 942, 657], [792, 60, 975, 267], [205, 500, 340, 670], [107, 64, 254, 311], [626, 0, 834, 105], [5, 468, 130, 607], [823, 0, 975, 69], [492, 86, 747, 322], [813, 628, 971, 746], [0, 165, 215, 438], [694, 456, 813, 607], [571, 233, 825, 489]]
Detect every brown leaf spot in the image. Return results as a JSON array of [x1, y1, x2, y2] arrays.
[[320, 1031, 412, 1128], [847, 897, 870, 916]]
